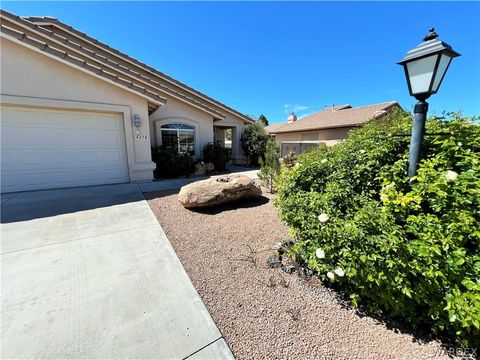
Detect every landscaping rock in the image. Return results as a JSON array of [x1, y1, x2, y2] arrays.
[[271, 242, 283, 250], [282, 238, 296, 247], [267, 255, 283, 269], [281, 265, 296, 274], [178, 174, 262, 208], [298, 267, 314, 278]]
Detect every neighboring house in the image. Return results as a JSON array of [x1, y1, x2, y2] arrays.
[[266, 102, 399, 157], [0, 10, 253, 193]]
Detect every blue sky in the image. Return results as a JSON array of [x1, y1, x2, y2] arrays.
[[2, 1, 479, 124]]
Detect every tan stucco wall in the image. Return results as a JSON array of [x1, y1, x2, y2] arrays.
[[149, 99, 247, 164], [273, 127, 352, 148], [150, 97, 213, 159], [1, 38, 154, 182]]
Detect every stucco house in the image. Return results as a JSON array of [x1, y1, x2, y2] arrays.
[[266, 101, 399, 157], [0, 10, 253, 193]]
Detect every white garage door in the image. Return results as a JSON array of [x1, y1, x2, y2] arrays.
[[1, 105, 129, 193]]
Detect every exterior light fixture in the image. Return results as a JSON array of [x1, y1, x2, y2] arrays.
[[397, 28, 460, 177], [133, 114, 141, 128]]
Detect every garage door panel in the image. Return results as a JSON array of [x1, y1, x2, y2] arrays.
[[3, 128, 125, 149], [1, 106, 129, 192]]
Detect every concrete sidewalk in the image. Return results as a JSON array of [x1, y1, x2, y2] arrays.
[[1, 184, 233, 359], [139, 166, 259, 193]]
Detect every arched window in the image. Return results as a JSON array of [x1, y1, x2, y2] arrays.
[[160, 123, 195, 155]]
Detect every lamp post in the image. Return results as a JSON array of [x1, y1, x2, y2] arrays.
[[397, 28, 460, 177]]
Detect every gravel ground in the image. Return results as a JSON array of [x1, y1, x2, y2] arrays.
[[146, 189, 453, 360]]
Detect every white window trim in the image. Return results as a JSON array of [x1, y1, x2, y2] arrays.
[[160, 124, 196, 155], [152, 117, 200, 157]]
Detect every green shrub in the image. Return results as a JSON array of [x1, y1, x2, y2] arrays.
[[240, 122, 269, 166], [203, 142, 230, 171], [258, 139, 281, 192], [152, 146, 195, 178], [275, 109, 480, 346]]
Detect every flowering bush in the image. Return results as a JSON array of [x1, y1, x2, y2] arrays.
[[275, 109, 480, 346]]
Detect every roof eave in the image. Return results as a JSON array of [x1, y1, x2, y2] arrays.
[[23, 15, 254, 124], [0, 31, 167, 107], [0, 12, 230, 120]]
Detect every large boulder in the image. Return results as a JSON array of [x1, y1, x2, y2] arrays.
[[178, 174, 262, 208]]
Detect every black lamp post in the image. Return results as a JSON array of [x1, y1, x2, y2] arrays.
[[397, 28, 460, 177]]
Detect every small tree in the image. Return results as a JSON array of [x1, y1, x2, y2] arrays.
[[258, 139, 280, 192], [258, 114, 269, 126], [240, 122, 269, 166]]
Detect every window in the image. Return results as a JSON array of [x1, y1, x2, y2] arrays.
[[302, 133, 319, 141], [160, 123, 195, 155]]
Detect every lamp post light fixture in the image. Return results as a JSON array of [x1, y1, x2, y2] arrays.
[[397, 28, 460, 177]]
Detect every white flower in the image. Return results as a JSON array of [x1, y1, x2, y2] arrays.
[[445, 170, 458, 181], [359, 149, 366, 154], [294, 162, 300, 167], [327, 271, 335, 280], [318, 213, 329, 223], [334, 268, 345, 277], [315, 248, 325, 259], [321, 158, 328, 164]]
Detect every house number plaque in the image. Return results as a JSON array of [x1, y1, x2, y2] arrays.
[[135, 135, 147, 140]]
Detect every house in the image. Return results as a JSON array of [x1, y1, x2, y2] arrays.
[[0, 10, 253, 193], [266, 102, 399, 157]]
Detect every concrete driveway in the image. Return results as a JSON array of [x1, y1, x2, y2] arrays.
[[1, 184, 233, 359]]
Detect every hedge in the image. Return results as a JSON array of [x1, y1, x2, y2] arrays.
[[274, 109, 480, 346]]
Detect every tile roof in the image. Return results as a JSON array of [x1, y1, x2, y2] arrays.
[[266, 101, 399, 134], [0, 10, 254, 122]]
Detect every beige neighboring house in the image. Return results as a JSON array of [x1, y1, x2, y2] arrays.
[[266, 101, 399, 157], [0, 10, 253, 193]]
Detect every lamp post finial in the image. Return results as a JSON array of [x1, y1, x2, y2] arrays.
[[423, 27, 438, 41]]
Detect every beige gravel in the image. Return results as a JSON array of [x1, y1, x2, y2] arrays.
[[146, 190, 452, 360]]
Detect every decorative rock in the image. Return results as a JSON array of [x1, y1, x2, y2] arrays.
[[271, 242, 283, 251], [178, 174, 262, 209], [267, 255, 283, 269], [298, 267, 314, 278], [282, 238, 296, 247], [194, 162, 215, 176], [282, 265, 296, 274]]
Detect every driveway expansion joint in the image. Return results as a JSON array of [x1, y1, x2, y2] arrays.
[[0, 223, 160, 256], [182, 336, 226, 359]]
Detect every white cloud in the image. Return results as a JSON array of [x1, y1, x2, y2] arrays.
[[283, 103, 309, 114]]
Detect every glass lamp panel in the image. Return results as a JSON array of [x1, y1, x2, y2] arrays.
[[406, 54, 438, 94], [431, 53, 453, 92]]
